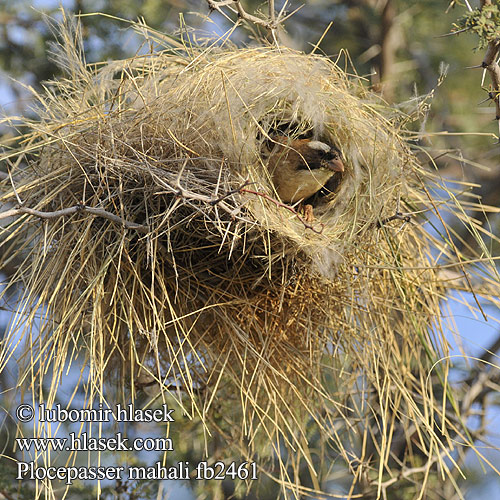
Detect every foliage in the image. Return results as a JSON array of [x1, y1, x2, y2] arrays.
[[454, 2, 500, 50]]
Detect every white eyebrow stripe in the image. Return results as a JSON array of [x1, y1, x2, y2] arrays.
[[306, 141, 331, 152]]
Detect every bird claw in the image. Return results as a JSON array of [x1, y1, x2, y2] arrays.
[[303, 204, 314, 223]]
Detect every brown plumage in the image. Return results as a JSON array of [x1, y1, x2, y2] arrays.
[[266, 136, 344, 203]]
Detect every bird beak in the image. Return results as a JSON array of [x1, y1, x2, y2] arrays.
[[328, 158, 345, 173]]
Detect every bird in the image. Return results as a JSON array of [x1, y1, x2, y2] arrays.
[[266, 136, 345, 204]]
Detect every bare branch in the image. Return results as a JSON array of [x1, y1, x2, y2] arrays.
[[0, 205, 150, 233], [0, 179, 253, 232], [268, 0, 275, 25], [209, 179, 254, 205], [205, 0, 289, 41], [437, 27, 469, 38], [375, 211, 412, 228], [162, 172, 250, 216], [477, 332, 500, 365], [461, 365, 500, 415], [480, 0, 500, 123], [207, 0, 272, 28]]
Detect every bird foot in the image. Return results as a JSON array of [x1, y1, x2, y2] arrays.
[[303, 204, 314, 223]]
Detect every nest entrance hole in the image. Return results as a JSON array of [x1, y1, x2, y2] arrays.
[[259, 121, 345, 207]]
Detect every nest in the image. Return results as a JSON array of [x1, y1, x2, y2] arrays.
[[2, 18, 487, 496]]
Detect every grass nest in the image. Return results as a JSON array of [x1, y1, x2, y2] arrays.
[[1, 17, 498, 497]]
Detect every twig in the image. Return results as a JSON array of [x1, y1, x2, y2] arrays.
[[207, 0, 275, 29], [480, 1, 500, 125], [171, 177, 249, 209], [477, 332, 500, 365], [240, 188, 325, 234], [376, 211, 412, 228], [134, 375, 207, 395], [209, 179, 254, 205], [0, 204, 150, 233], [269, 0, 275, 25], [376, 451, 444, 490], [206, 0, 289, 42], [461, 365, 500, 415], [436, 27, 469, 38], [462, 331, 500, 391], [0, 179, 253, 231]]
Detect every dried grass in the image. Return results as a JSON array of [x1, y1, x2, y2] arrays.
[[1, 16, 499, 498]]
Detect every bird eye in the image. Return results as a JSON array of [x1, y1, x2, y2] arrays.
[[319, 150, 334, 160], [330, 149, 342, 160]]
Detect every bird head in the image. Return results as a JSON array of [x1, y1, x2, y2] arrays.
[[266, 136, 345, 203], [304, 140, 345, 174]]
